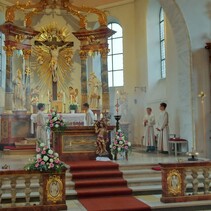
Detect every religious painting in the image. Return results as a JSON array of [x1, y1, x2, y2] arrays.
[[62, 134, 97, 153]]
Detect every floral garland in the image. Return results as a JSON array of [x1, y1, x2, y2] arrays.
[[110, 129, 132, 155], [46, 110, 65, 131], [24, 143, 66, 173]]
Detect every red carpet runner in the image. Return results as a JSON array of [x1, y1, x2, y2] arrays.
[[67, 161, 151, 211]]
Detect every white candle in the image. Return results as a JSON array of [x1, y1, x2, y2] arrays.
[[116, 90, 119, 99], [94, 113, 97, 120], [100, 113, 103, 119]]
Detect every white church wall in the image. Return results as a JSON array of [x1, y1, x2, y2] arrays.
[[176, 0, 211, 157], [146, 0, 180, 140], [102, 2, 138, 144]]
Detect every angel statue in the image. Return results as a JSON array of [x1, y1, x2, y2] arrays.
[[94, 118, 109, 157]]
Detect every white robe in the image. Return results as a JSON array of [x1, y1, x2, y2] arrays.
[[36, 110, 47, 146], [157, 110, 169, 151], [143, 114, 155, 147], [86, 109, 95, 126]]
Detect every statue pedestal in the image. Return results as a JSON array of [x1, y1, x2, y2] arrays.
[[13, 109, 27, 116]]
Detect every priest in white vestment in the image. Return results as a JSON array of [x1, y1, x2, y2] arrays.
[[36, 103, 48, 146], [83, 103, 95, 126], [143, 107, 156, 152], [156, 102, 169, 153]]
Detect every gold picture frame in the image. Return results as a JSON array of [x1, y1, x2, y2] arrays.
[[46, 175, 63, 203], [167, 169, 182, 196]]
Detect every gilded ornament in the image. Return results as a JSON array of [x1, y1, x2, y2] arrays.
[[25, 66, 31, 76], [5, 7, 15, 22], [22, 49, 32, 60], [3, 45, 16, 57], [46, 175, 63, 203], [167, 169, 182, 196], [79, 50, 88, 60]]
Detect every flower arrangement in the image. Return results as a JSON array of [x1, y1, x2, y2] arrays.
[[110, 129, 132, 156], [24, 143, 66, 173], [69, 103, 78, 111], [46, 110, 65, 131]]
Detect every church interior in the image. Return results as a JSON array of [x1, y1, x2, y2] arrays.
[[0, 0, 211, 210]]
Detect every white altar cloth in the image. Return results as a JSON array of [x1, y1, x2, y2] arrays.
[[30, 113, 87, 134]]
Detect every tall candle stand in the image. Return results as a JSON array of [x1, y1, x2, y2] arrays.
[[114, 114, 121, 131], [114, 98, 121, 131]]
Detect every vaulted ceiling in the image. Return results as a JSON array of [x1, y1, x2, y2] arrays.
[[1, 0, 126, 7]]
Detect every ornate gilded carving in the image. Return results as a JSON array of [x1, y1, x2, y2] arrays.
[[79, 50, 88, 60], [80, 6, 107, 26], [5, 7, 15, 23], [22, 49, 32, 60], [46, 175, 63, 203], [5, 0, 107, 29], [3, 45, 16, 57], [167, 169, 182, 196], [100, 47, 110, 60]]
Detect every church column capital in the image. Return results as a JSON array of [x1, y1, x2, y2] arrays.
[[79, 50, 88, 60], [100, 47, 109, 60], [22, 49, 32, 60], [3, 45, 16, 57]]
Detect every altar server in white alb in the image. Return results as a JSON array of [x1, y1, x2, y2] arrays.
[[143, 107, 156, 152], [36, 103, 47, 146], [83, 103, 95, 126], [156, 102, 169, 153]]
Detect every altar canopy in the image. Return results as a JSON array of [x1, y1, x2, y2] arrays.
[[0, 0, 116, 115]]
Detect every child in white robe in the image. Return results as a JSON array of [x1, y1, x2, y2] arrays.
[[143, 107, 156, 152], [156, 102, 169, 153]]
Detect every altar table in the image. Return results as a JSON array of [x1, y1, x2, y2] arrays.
[[52, 126, 115, 161], [30, 113, 87, 134]]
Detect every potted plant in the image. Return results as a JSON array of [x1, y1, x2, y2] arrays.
[[69, 103, 78, 113], [110, 129, 132, 160]]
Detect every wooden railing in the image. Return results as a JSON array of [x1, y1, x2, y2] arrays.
[[0, 170, 67, 210], [160, 161, 211, 203]]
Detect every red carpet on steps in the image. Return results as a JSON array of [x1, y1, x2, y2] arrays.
[[67, 160, 151, 211]]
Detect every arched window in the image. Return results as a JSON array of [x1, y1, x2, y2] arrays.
[[107, 23, 124, 87], [159, 7, 166, 79]]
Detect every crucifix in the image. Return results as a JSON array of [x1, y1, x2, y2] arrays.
[[34, 37, 74, 100]]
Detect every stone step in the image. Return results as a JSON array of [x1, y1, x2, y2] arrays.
[[119, 163, 160, 170], [127, 177, 161, 186], [122, 169, 161, 178]]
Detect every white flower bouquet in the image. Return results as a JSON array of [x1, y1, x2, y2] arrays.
[[46, 109, 65, 131], [110, 129, 132, 157], [24, 143, 66, 173]]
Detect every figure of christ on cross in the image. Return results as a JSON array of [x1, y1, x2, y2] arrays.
[[35, 38, 74, 100]]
